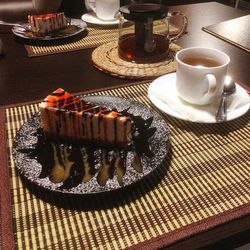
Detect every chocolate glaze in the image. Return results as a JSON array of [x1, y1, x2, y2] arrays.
[[13, 96, 170, 195], [18, 109, 155, 189]]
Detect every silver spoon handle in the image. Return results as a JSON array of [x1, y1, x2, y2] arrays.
[[0, 21, 24, 27], [216, 95, 227, 122]]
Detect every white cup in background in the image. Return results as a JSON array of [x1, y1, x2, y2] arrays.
[[175, 47, 230, 105], [85, 0, 120, 21]]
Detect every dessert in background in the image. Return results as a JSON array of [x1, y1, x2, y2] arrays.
[[28, 12, 67, 34]]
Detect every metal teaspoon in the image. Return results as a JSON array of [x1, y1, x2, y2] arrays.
[[216, 76, 236, 122], [0, 21, 29, 32], [0, 20, 25, 27]]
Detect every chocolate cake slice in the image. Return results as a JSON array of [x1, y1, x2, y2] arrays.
[[39, 88, 134, 147], [28, 12, 67, 34]]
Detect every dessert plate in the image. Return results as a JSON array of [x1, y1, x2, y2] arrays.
[[12, 96, 170, 196], [81, 12, 120, 26], [12, 18, 87, 41], [148, 73, 250, 123]]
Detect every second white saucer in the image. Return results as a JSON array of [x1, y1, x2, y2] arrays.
[[81, 13, 119, 26]]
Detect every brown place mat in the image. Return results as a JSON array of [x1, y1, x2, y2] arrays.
[[25, 22, 180, 57], [92, 41, 181, 79], [1, 82, 250, 249], [202, 15, 250, 53]]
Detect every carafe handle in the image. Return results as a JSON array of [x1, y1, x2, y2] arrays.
[[168, 10, 188, 43]]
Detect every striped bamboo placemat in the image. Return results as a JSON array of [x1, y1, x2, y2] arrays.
[[24, 22, 180, 57], [1, 82, 250, 249]]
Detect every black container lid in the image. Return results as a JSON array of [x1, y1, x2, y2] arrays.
[[120, 4, 168, 21]]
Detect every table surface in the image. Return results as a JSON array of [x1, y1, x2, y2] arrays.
[[0, 2, 249, 106], [0, 2, 250, 249]]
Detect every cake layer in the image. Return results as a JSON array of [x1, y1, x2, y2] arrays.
[[28, 12, 67, 34], [39, 88, 134, 146]]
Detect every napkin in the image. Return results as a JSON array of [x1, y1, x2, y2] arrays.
[[151, 80, 250, 122]]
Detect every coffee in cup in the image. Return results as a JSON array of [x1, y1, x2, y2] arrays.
[[181, 56, 222, 67], [175, 47, 230, 105]]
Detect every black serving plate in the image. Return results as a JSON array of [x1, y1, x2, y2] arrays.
[[12, 96, 170, 196], [12, 18, 87, 41]]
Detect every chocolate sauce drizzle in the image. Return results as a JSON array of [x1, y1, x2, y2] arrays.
[[18, 110, 156, 190]]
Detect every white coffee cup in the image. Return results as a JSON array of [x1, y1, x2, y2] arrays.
[[85, 0, 120, 21], [175, 47, 230, 105]]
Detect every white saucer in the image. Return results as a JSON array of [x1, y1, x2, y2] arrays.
[[81, 13, 119, 26], [148, 73, 250, 123]]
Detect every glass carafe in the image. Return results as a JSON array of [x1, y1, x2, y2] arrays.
[[117, 3, 187, 63]]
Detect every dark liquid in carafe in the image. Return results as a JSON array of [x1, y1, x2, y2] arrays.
[[118, 34, 169, 63]]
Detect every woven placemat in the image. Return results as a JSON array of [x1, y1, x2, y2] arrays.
[[92, 41, 181, 79], [25, 22, 180, 57], [1, 83, 250, 249]]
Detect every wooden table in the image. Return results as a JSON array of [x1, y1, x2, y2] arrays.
[[0, 2, 250, 249], [0, 2, 249, 106]]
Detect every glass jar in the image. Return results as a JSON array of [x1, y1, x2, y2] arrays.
[[117, 3, 187, 63]]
